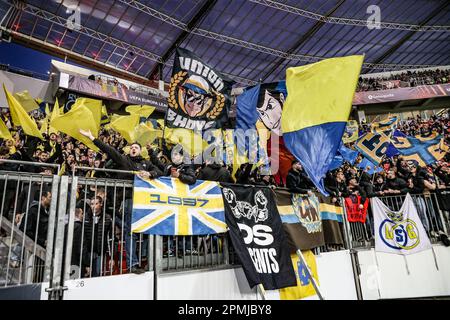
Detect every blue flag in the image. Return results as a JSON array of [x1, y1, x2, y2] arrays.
[[357, 157, 383, 174]]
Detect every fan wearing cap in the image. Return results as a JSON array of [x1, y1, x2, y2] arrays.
[[180, 75, 212, 117]]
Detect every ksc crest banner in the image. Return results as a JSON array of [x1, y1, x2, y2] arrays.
[[166, 48, 233, 131], [372, 193, 431, 255], [222, 185, 296, 290]]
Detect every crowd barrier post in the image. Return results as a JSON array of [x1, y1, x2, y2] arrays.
[[46, 176, 70, 300], [341, 197, 364, 300]]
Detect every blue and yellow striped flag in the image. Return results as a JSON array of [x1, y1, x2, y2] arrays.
[[281, 56, 363, 195], [391, 133, 448, 166], [132, 176, 227, 235]]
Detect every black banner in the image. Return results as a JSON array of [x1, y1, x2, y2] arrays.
[[222, 185, 296, 290], [166, 48, 233, 131]]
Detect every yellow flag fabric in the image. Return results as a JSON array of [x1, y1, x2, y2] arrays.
[[135, 122, 162, 147], [164, 127, 207, 156], [110, 114, 140, 143], [3, 84, 44, 140], [72, 98, 103, 132], [13, 90, 40, 112], [281, 55, 364, 133], [126, 105, 156, 118], [0, 117, 12, 140], [49, 99, 61, 135], [50, 104, 99, 151], [279, 251, 319, 300], [223, 129, 249, 179], [39, 103, 51, 135]]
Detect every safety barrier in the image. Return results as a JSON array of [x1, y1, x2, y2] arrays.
[[0, 170, 59, 288], [1, 166, 449, 299], [344, 193, 450, 250], [68, 167, 237, 278]]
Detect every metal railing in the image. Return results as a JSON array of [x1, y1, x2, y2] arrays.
[[0, 171, 59, 288], [2, 165, 450, 300], [343, 193, 449, 250], [68, 166, 237, 277], [0, 159, 60, 174]]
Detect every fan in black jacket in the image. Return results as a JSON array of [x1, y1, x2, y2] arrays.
[[165, 148, 196, 185], [79, 129, 163, 180], [286, 160, 314, 195], [197, 161, 233, 183], [19, 187, 52, 247]]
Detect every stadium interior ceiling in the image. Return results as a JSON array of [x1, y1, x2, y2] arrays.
[[0, 0, 449, 88]]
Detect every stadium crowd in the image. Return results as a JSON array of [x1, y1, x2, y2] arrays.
[[356, 68, 450, 92], [1, 106, 450, 277]]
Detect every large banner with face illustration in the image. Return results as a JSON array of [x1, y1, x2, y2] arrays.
[[166, 48, 233, 131], [256, 82, 286, 137], [257, 82, 294, 185]]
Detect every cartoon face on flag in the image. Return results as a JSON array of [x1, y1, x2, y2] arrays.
[[166, 48, 233, 131], [132, 176, 227, 235], [256, 83, 286, 136]]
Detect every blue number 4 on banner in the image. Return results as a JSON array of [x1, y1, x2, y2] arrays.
[[297, 259, 310, 286]]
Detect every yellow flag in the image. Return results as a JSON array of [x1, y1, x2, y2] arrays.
[[0, 117, 12, 140], [126, 105, 156, 118], [135, 122, 162, 147], [279, 251, 319, 300], [100, 105, 110, 124], [72, 98, 103, 132], [110, 114, 140, 143], [281, 55, 364, 134], [223, 129, 249, 179], [50, 104, 99, 151], [3, 84, 44, 140], [49, 99, 61, 135], [164, 127, 207, 156], [13, 90, 40, 112], [39, 103, 50, 135]]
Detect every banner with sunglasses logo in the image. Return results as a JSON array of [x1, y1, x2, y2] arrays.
[[166, 48, 233, 131]]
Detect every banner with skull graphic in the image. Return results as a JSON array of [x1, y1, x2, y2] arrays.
[[166, 48, 233, 131], [221, 184, 296, 290]]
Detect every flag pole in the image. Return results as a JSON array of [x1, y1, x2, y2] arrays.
[[296, 249, 324, 300], [257, 284, 266, 300]]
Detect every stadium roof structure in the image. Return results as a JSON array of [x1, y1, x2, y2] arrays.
[[0, 0, 449, 87]]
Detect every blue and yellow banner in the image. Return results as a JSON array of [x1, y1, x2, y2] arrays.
[[391, 133, 448, 167], [371, 116, 398, 134], [355, 131, 391, 165], [132, 176, 227, 235], [342, 120, 359, 143], [281, 55, 364, 195], [279, 252, 319, 300]]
